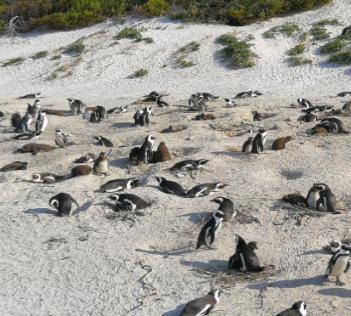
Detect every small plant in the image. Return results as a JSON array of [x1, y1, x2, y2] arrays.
[[310, 25, 330, 41], [263, 23, 300, 39], [320, 39, 347, 54], [31, 51, 48, 59], [287, 43, 305, 56], [216, 33, 256, 69], [115, 27, 143, 41], [143, 37, 154, 44], [176, 58, 195, 68], [314, 19, 341, 26], [62, 39, 85, 56], [145, 0, 170, 16], [2, 57, 25, 67], [51, 55, 62, 60], [289, 56, 312, 66], [299, 32, 309, 42], [128, 68, 149, 79], [177, 41, 200, 54], [328, 51, 351, 65]]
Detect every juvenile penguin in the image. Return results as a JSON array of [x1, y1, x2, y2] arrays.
[[155, 176, 187, 197], [276, 301, 307, 316], [181, 289, 221, 316], [306, 185, 321, 209], [49, 193, 80, 216], [242, 137, 253, 153], [74, 153, 96, 163], [17, 143, 55, 154], [314, 183, 337, 213], [99, 178, 139, 193], [11, 113, 22, 128], [228, 235, 264, 272], [152, 142, 172, 163], [108, 193, 150, 211], [93, 152, 110, 175], [251, 129, 267, 154], [93, 136, 113, 147], [211, 197, 236, 221], [32, 173, 65, 183], [0, 161, 28, 172], [272, 136, 292, 150], [326, 244, 351, 286], [68, 98, 86, 115], [187, 182, 228, 198], [55, 129, 71, 148], [196, 211, 225, 249], [282, 194, 307, 207], [71, 165, 92, 177]]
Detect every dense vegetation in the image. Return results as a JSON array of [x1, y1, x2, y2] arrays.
[[0, 0, 333, 33]]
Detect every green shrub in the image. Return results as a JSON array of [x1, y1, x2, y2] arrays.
[[31, 51, 48, 59], [329, 51, 351, 65], [143, 37, 154, 44], [314, 19, 341, 26], [0, 19, 5, 33], [216, 33, 256, 69], [289, 56, 312, 66], [2, 57, 25, 67], [51, 54, 62, 60], [263, 23, 300, 39], [177, 41, 200, 54], [62, 39, 85, 56], [128, 68, 149, 79], [287, 43, 305, 56], [145, 0, 169, 16], [176, 58, 195, 68], [320, 39, 347, 54], [114, 27, 143, 41], [310, 25, 330, 41]]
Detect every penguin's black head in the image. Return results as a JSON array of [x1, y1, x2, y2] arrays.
[[215, 182, 228, 189], [235, 235, 247, 248], [208, 289, 222, 301], [155, 176, 164, 184], [211, 197, 224, 204], [258, 128, 266, 134], [198, 159, 209, 166], [254, 90, 263, 95], [291, 301, 307, 315], [108, 194, 120, 202], [313, 183, 329, 191], [49, 198, 59, 209], [56, 128, 63, 134], [67, 98, 72, 103], [129, 179, 140, 188]]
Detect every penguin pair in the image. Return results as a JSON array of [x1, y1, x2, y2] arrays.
[[242, 129, 267, 154], [55, 129, 72, 148], [134, 107, 152, 126], [306, 183, 337, 213], [228, 235, 265, 272], [196, 211, 225, 249], [89, 106, 106, 123], [235, 90, 262, 99], [68, 98, 86, 115], [49, 193, 80, 216], [93, 136, 114, 147], [326, 244, 351, 286], [129, 135, 155, 164], [108, 193, 150, 212], [181, 289, 221, 316]]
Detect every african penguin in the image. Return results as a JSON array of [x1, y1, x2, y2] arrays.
[[99, 178, 139, 193], [235, 90, 262, 99], [49, 193, 80, 216], [314, 183, 337, 213], [71, 165, 92, 177], [134, 107, 152, 126], [108, 193, 150, 212], [276, 301, 307, 316], [156, 95, 169, 107], [224, 98, 237, 107], [93, 152, 110, 175], [170, 159, 208, 177], [306, 185, 321, 209], [187, 182, 228, 198], [129, 135, 155, 164], [326, 244, 351, 286], [32, 173, 65, 184], [35, 111, 48, 135], [68, 98, 86, 115], [196, 211, 224, 249], [337, 91, 351, 97], [143, 91, 161, 102], [15, 110, 32, 133], [55, 129, 71, 148], [155, 176, 187, 197], [251, 129, 267, 154], [242, 137, 253, 153], [211, 197, 236, 221], [181, 289, 221, 316], [74, 153, 96, 163], [297, 98, 313, 109], [0, 161, 28, 172], [272, 136, 292, 150], [17, 143, 55, 154], [93, 136, 113, 147], [18, 92, 41, 99]]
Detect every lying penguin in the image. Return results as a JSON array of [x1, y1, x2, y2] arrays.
[[180, 289, 221, 316]]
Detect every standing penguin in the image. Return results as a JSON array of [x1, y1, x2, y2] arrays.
[[134, 107, 152, 126], [155, 177, 187, 197], [228, 235, 264, 272], [276, 301, 307, 316], [93, 152, 110, 175], [15, 110, 32, 133], [251, 129, 267, 154], [306, 185, 320, 209], [181, 289, 221, 316], [211, 197, 236, 221], [196, 211, 224, 249], [55, 129, 71, 148], [326, 244, 351, 286], [242, 136, 253, 153], [49, 193, 80, 216], [130, 135, 155, 164], [314, 183, 337, 213], [35, 111, 48, 135]]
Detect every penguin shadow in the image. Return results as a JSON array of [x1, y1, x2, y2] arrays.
[[162, 306, 183, 316], [344, 68, 351, 76], [318, 288, 351, 298], [180, 211, 210, 224], [24, 208, 57, 216], [135, 244, 195, 257], [74, 201, 94, 215], [112, 122, 136, 129], [211, 151, 250, 161], [181, 259, 228, 271], [248, 275, 324, 290], [109, 157, 130, 169], [301, 249, 327, 256]]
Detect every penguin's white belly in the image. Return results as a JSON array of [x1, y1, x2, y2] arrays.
[[96, 161, 108, 173], [307, 192, 319, 208], [330, 257, 349, 276]]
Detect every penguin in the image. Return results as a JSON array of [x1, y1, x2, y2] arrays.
[[272, 136, 292, 150], [74, 153, 96, 163], [276, 301, 307, 316], [193, 113, 216, 120], [161, 125, 188, 134], [299, 112, 317, 122], [241, 137, 253, 153], [143, 91, 161, 102], [152, 142, 172, 163], [235, 91, 262, 99], [251, 129, 267, 154], [225, 98, 237, 107], [93, 152, 110, 175], [93, 136, 113, 147], [106, 105, 129, 116], [196, 211, 224, 249], [71, 165, 92, 177], [108, 193, 150, 211], [306, 185, 321, 209], [314, 183, 337, 213], [252, 111, 277, 121], [134, 107, 152, 126], [200, 93, 219, 100], [342, 101, 351, 113], [99, 178, 139, 193], [320, 117, 349, 134], [326, 244, 351, 286], [11, 113, 22, 128], [330, 240, 342, 254], [17, 143, 55, 154], [155, 176, 187, 197], [187, 183, 228, 198], [337, 91, 351, 97], [32, 173, 65, 183], [49, 193, 80, 216], [28, 99, 41, 118], [297, 98, 313, 109], [12, 131, 42, 140], [90, 106, 106, 123], [211, 197, 236, 221], [282, 194, 307, 207], [55, 129, 71, 148], [15, 110, 32, 133], [181, 289, 221, 316], [129, 135, 155, 164], [68, 98, 86, 115], [228, 235, 264, 272], [170, 159, 209, 172], [0, 161, 28, 172], [18, 92, 41, 99], [155, 95, 169, 107], [35, 111, 48, 135], [342, 25, 351, 35]]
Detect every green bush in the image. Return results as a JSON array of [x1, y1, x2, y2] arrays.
[[176, 58, 195, 68], [145, 0, 169, 16], [216, 33, 256, 69], [62, 40, 85, 56], [177, 41, 200, 54], [320, 39, 347, 54], [0, 19, 5, 33], [287, 43, 305, 56], [263, 23, 300, 39], [114, 27, 143, 41], [310, 25, 330, 41], [2, 57, 25, 67], [289, 56, 312, 66], [128, 68, 149, 79], [314, 19, 341, 26], [31, 51, 48, 59], [329, 51, 351, 65]]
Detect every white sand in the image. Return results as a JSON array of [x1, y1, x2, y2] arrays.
[[0, 0, 351, 315]]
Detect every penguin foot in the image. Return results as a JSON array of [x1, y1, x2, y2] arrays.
[[336, 280, 345, 286]]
